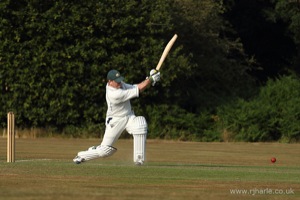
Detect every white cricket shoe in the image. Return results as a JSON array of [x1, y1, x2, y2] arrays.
[[73, 156, 85, 164], [135, 160, 144, 166]]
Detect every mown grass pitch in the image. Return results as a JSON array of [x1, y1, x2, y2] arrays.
[[0, 138, 299, 200]]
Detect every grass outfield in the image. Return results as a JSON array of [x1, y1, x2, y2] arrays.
[[0, 138, 299, 200]]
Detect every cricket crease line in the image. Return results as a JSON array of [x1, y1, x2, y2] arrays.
[[16, 159, 53, 162]]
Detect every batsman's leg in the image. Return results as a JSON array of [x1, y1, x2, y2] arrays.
[[73, 116, 127, 164], [127, 116, 147, 165], [73, 145, 117, 164]]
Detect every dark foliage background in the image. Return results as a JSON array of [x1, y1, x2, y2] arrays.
[[1, 0, 299, 142]]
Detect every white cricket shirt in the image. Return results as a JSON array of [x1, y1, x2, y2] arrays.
[[106, 82, 139, 117]]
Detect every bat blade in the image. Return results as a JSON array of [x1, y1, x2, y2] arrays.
[[156, 34, 178, 71]]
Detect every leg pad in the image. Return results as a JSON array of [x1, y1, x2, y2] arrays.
[[133, 134, 146, 165]]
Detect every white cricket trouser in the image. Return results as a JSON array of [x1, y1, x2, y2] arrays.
[[76, 114, 147, 163], [101, 115, 147, 163]]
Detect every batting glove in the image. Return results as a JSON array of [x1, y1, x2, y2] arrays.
[[150, 71, 160, 86], [150, 69, 158, 76]]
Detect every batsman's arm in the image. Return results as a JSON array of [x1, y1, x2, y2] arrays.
[[137, 69, 161, 92], [137, 78, 152, 93]]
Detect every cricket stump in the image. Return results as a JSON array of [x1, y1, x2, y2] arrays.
[[7, 112, 15, 162]]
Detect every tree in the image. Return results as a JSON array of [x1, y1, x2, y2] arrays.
[[0, 0, 189, 131], [169, 0, 256, 112], [223, 0, 298, 81], [1, 0, 256, 139], [268, 0, 300, 72]]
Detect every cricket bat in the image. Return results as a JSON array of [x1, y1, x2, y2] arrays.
[[156, 34, 178, 71]]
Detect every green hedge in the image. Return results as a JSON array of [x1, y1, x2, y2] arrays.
[[0, 0, 177, 130], [144, 104, 214, 141], [3, 0, 294, 142], [215, 74, 300, 142]]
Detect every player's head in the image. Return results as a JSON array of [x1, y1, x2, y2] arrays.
[[107, 69, 124, 83]]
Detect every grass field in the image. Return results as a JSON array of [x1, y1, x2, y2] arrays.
[[0, 138, 299, 200]]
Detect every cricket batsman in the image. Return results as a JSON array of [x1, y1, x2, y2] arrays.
[[73, 69, 160, 165]]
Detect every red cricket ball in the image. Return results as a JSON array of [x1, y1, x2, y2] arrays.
[[271, 157, 276, 163]]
